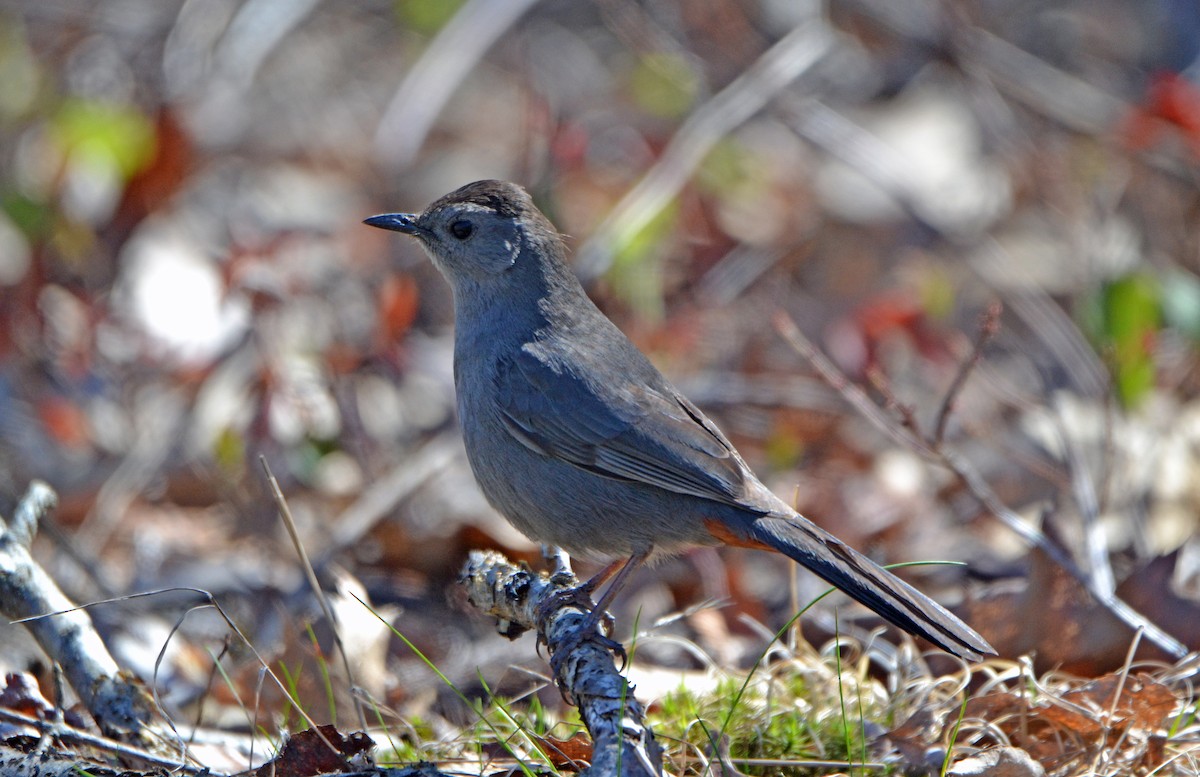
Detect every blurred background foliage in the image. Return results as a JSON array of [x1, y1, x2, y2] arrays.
[[2, 0, 1200, 739]]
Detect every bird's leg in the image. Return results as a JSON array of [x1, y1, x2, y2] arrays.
[[537, 553, 640, 629], [535, 557, 621, 633], [542, 545, 575, 583], [537, 551, 649, 676], [583, 551, 647, 632]]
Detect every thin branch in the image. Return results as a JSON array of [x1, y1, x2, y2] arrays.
[[957, 26, 1126, 137], [261, 456, 369, 732], [772, 314, 936, 459], [576, 14, 834, 279], [772, 313, 1188, 659], [867, 366, 923, 438], [8, 481, 55, 547], [0, 482, 153, 737], [14, 586, 327, 742], [933, 301, 1002, 446], [1054, 396, 1116, 596], [0, 707, 204, 774], [373, 0, 542, 168]]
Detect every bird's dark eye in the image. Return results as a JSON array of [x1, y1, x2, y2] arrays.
[[449, 219, 474, 240]]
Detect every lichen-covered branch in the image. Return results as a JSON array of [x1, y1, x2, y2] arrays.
[[459, 550, 662, 777], [0, 482, 153, 738]]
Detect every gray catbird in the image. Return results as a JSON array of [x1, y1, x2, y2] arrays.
[[365, 180, 994, 661]]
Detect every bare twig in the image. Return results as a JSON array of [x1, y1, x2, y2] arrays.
[[972, 240, 1110, 399], [971, 244, 1123, 594], [777, 96, 943, 233], [773, 314, 936, 458], [373, 0, 542, 168], [212, 0, 321, 89], [1054, 396, 1116, 596], [260, 456, 369, 731], [957, 26, 1126, 137], [772, 313, 1188, 659], [8, 481, 54, 546], [933, 301, 1002, 446], [867, 366, 923, 437], [322, 432, 462, 565], [0, 707, 204, 774], [0, 482, 154, 737], [577, 13, 834, 279], [14, 586, 328, 750]]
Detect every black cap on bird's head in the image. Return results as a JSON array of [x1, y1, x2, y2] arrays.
[[422, 179, 532, 219], [364, 181, 560, 284], [364, 180, 533, 235]]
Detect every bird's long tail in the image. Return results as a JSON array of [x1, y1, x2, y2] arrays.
[[743, 513, 994, 661]]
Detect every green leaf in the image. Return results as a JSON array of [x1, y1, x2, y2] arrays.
[[1101, 273, 1161, 408], [1, 191, 54, 239], [607, 198, 679, 320], [51, 98, 155, 180], [396, 0, 466, 34], [213, 427, 246, 476], [629, 52, 700, 118], [698, 138, 751, 192]]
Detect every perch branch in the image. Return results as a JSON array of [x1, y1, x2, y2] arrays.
[[459, 550, 663, 777]]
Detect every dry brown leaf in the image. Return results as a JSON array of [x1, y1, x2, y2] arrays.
[[531, 730, 592, 770], [1060, 673, 1176, 734], [254, 725, 373, 777]]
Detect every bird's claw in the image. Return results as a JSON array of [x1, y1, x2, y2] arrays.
[[535, 581, 614, 633], [548, 628, 628, 678], [535, 582, 627, 702]]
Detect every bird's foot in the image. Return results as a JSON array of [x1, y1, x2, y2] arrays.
[[534, 554, 647, 698], [547, 622, 628, 683], [535, 582, 626, 684], [534, 579, 604, 626]]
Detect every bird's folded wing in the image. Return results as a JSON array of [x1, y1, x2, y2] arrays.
[[495, 346, 762, 511]]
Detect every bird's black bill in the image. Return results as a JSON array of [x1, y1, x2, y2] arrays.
[[363, 213, 423, 235]]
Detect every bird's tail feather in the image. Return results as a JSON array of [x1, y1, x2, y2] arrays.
[[749, 514, 994, 661]]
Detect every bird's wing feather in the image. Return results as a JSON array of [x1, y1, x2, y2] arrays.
[[495, 342, 763, 511]]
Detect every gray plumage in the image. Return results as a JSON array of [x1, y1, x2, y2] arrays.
[[365, 180, 994, 661]]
